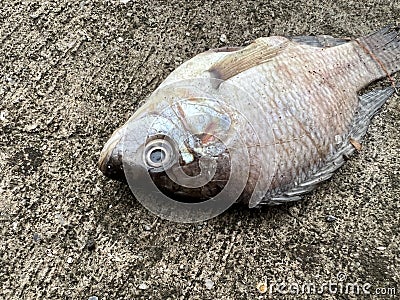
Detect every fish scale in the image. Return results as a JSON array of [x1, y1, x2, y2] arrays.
[[99, 26, 400, 210], [226, 48, 362, 194]]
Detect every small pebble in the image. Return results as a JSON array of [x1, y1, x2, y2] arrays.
[[33, 233, 41, 242], [220, 34, 227, 43], [143, 225, 151, 231], [117, 37, 124, 42], [0, 110, 7, 121], [12, 222, 18, 231], [25, 123, 38, 131], [138, 283, 149, 290], [257, 282, 268, 294], [67, 257, 73, 264], [205, 279, 214, 289], [376, 246, 386, 251], [88, 297, 98, 300], [325, 215, 337, 222], [85, 239, 96, 251], [55, 214, 66, 225], [120, 0, 131, 3]]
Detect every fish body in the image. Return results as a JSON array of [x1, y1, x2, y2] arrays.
[[99, 26, 399, 214]]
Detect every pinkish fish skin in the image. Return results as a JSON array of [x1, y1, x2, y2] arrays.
[[99, 26, 399, 207]]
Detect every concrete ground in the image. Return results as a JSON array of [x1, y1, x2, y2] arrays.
[[0, 0, 399, 299]]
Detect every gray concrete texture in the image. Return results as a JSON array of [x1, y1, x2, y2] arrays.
[[0, 0, 399, 299]]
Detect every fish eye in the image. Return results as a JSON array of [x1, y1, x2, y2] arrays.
[[144, 139, 174, 169], [149, 148, 166, 164]]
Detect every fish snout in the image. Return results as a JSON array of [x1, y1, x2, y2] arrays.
[[98, 129, 126, 181]]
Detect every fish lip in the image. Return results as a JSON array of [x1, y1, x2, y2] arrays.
[[98, 136, 120, 171], [98, 128, 126, 181]]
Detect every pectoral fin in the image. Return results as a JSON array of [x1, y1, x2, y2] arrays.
[[208, 37, 289, 82]]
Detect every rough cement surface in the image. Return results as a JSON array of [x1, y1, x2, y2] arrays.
[[0, 0, 399, 299]]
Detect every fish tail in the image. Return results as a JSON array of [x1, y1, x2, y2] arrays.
[[356, 25, 400, 82]]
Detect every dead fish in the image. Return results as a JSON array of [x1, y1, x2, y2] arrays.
[[99, 26, 399, 211]]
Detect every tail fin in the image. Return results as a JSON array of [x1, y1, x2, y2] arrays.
[[356, 25, 400, 78]]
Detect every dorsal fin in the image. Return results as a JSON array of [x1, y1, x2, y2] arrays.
[[208, 37, 289, 82], [289, 35, 350, 48]]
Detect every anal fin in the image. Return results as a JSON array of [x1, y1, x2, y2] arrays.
[[350, 86, 396, 141]]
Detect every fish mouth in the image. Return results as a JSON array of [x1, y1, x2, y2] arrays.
[[98, 128, 126, 181]]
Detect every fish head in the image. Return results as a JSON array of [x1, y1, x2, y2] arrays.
[[98, 80, 240, 202], [99, 78, 271, 220]]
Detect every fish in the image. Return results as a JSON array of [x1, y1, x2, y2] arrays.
[[98, 26, 399, 220]]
